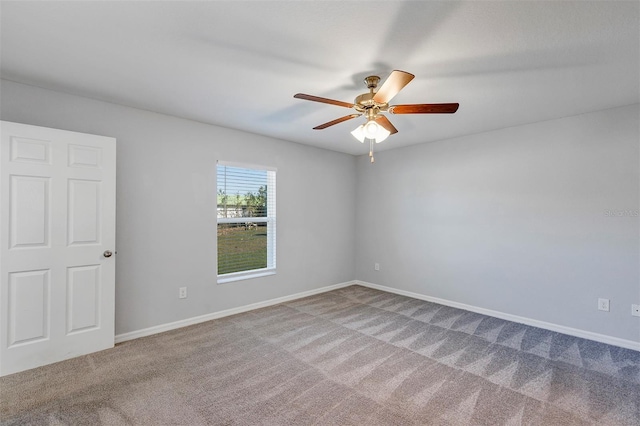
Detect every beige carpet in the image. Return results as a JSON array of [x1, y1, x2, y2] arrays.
[[1, 285, 639, 425]]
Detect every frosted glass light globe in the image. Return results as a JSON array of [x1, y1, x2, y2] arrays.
[[363, 121, 380, 139]]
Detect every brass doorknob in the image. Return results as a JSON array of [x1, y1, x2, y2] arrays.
[[103, 250, 113, 258]]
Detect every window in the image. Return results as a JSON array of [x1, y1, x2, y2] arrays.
[[216, 161, 276, 283]]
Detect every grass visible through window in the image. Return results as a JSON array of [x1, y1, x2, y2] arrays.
[[217, 224, 267, 275]]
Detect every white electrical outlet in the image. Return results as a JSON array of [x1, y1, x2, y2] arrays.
[[598, 298, 609, 312], [374, 263, 380, 271], [179, 287, 187, 299], [632, 304, 640, 317]]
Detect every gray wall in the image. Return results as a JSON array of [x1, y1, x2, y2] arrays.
[[356, 104, 640, 342], [3, 79, 638, 344], [0, 80, 357, 335]]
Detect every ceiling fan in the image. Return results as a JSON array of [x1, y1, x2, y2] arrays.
[[294, 70, 459, 162]]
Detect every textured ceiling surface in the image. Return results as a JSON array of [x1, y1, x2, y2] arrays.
[[1, 1, 638, 155]]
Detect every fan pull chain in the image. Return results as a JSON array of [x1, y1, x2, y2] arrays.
[[369, 139, 375, 163]]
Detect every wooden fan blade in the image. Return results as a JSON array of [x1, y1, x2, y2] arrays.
[[372, 70, 415, 104], [375, 115, 398, 134], [390, 103, 459, 114], [294, 93, 354, 109], [313, 114, 361, 130]]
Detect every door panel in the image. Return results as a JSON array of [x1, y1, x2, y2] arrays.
[[1, 121, 116, 376], [11, 137, 51, 164], [10, 176, 50, 248], [67, 265, 100, 334], [68, 179, 101, 245], [8, 269, 49, 346], [68, 145, 101, 169]]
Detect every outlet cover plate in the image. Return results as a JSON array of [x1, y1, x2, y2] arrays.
[[632, 304, 640, 317], [598, 298, 610, 312]]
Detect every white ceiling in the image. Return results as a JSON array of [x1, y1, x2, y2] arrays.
[[1, 1, 638, 156]]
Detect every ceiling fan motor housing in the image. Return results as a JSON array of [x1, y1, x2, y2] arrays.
[[364, 75, 380, 89], [354, 75, 391, 114]]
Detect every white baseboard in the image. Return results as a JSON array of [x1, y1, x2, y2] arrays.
[[115, 280, 356, 344], [355, 280, 640, 352]]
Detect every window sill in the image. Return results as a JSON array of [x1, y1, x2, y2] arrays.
[[217, 268, 276, 284]]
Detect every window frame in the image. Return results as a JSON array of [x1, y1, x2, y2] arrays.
[[216, 161, 276, 284]]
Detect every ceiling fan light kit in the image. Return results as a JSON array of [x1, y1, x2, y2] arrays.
[[294, 70, 459, 163], [351, 121, 390, 143]]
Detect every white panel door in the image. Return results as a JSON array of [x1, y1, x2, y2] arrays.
[[0, 121, 116, 376]]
